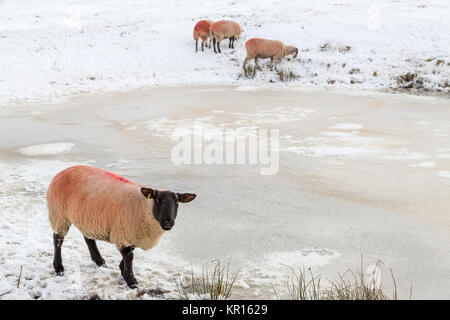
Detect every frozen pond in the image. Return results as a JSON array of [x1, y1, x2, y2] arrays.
[[0, 86, 449, 299]]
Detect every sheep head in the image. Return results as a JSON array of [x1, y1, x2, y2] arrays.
[[286, 46, 298, 58], [141, 188, 196, 231]]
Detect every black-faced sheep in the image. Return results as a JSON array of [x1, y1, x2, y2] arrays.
[[47, 165, 196, 288]]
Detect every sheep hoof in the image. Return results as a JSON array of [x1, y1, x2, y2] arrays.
[[95, 259, 106, 267], [55, 269, 65, 276], [125, 277, 138, 289], [54, 264, 65, 276]]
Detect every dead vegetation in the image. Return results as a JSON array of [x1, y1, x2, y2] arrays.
[[348, 68, 360, 74], [319, 42, 351, 53], [176, 259, 239, 300], [241, 63, 299, 82], [276, 69, 299, 82], [395, 72, 425, 89], [274, 258, 409, 300], [136, 287, 169, 299]]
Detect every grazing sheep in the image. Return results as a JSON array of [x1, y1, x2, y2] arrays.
[[193, 20, 213, 52], [243, 38, 298, 74], [210, 20, 242, 53], [47, 165, 196, 288]]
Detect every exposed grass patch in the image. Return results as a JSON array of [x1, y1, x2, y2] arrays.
[[324, 259, 399, 300], [397, 72, 417, 83], [319, 42, 351, 53], [276, 69, 299, 82], [338, 45, 352, 53], [395, 72, 427, 89], [275, 258, 408, 300], [136, 287, 169, 299], [284, 266, 322, 300], [242, 65, 299, 82], [176, 259, 239, 300], [319, 42, 332, 52], [350, 78, 363, 84]]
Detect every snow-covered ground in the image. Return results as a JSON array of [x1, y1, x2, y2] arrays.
[[1, 0, 449, 107]]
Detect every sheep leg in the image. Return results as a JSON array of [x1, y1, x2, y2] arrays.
[[195, 39, 198, 53], [269, 57, 274, 71], [254, 58, 262, 71], [275, 58, 281, 72], [231, 36, 235, 49], [229, 38, 232, 48], [243, 58, 249, 76], [53, 233, 65, 276], [213, 38, 217, 53], [119, 246, 138, 288], [217, 40, 221, 53], [84, 237, 106, 267]]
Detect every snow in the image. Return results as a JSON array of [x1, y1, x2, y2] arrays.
[[438, 171, 450, 179], [330, 123, 363, 130], [18, 143, 74, 156], [409, 161, 436, 168], [1, 0, 449, 107]]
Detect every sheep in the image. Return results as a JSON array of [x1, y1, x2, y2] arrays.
[[209, 20, 242, 53], [47, 165, 196, 288], [193, 20, 213, 52], [243, 38, 298, 75]]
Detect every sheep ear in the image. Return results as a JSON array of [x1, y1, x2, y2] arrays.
[[177, 193, 196, 203], [141, 187, 156, 199]]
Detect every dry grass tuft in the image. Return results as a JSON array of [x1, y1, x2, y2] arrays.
[[395, 72, 426, 89], [277, 257, 408, 300], [176, 259, 239, 300], [277, 69, 299, 82]]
